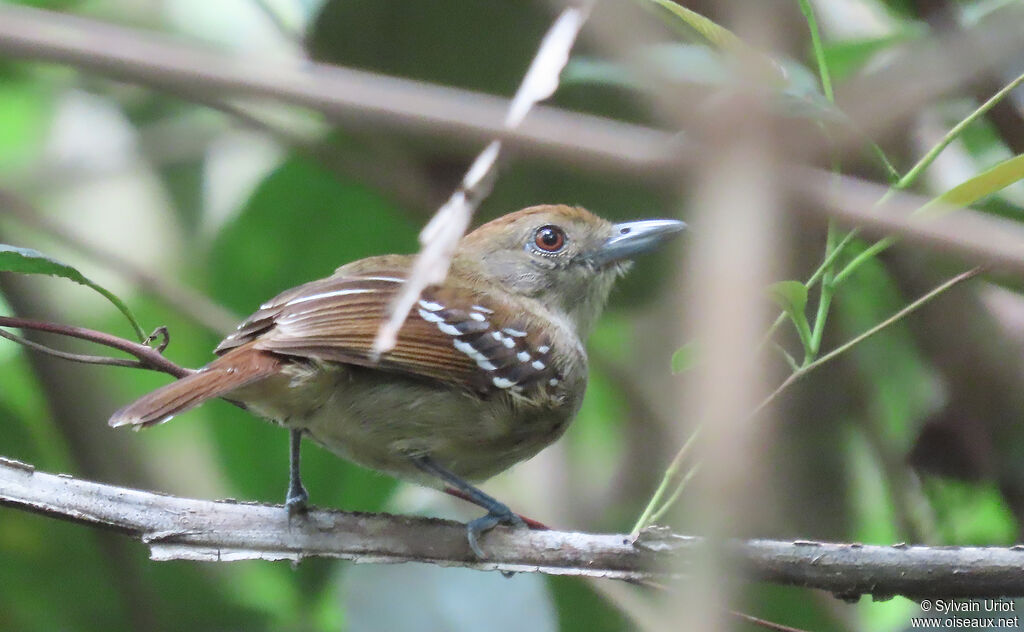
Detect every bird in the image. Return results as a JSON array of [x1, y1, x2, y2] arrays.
[[109, 204, 685, 556]]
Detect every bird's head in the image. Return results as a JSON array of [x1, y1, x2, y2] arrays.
[[455, 205, 685, 338]]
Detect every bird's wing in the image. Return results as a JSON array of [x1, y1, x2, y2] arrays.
[[215, 267, 563, 396]]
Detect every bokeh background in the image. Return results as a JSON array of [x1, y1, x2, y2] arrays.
[[2, 0, 1024, 630]]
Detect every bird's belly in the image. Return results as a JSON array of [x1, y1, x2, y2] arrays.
[[238, 362, 576, 484]]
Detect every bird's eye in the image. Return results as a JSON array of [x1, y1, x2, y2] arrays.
[[533, 225, 566, 253]]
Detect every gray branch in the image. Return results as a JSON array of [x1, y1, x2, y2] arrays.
[[4, 457, 1024, 599]]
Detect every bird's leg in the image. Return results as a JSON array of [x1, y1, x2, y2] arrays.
[[412, 455, 525, 557], [285, 428, 309, 516]]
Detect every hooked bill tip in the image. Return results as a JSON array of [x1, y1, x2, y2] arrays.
[[589, 218, 686, 266]]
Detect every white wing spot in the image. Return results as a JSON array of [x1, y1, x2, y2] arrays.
[[537, 345, 550, 354], [502, 328, 527, 338], [492, 331, 504, 341], [438, 322, 461, 336], [469, 312, 487, 322], [418, 299, 444, 312], [517, 351, 531, 362], [493, 377, 516, 389], [472, 305, 494, 314], [418, 308, 445, 324], [284, 288, 374, 306], [502, 337, 515, 349], [549, 378, 559, 386], [418, 308, 461, 336], [532, 360, 546, 370], [453, 340, 497, 371]]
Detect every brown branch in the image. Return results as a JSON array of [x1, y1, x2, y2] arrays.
[[0, 327, 143, 369], [0, 3, 680, 175], [0, 2, 1021, 185], [0, 316, 193, 378], [3, 457, 1024, 598]]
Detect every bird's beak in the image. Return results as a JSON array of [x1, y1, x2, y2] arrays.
[[588, 219, 687, 266]]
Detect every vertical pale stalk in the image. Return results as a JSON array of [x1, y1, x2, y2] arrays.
[[675, 123, 782, 631], [671, 3, 788, 629]]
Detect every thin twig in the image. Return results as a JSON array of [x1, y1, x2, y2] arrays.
[[0, 327, 143, 369], [0, 316, 193, 379], [729, 610, 812, 632], [646, 463, 699, 527], [631, 427, 700, 534]]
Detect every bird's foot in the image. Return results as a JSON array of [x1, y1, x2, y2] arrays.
[[466, 504, 526, 559], [285, 483, 309, 518]]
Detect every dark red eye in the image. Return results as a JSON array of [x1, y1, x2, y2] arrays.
[[534, 225, 566, 252]]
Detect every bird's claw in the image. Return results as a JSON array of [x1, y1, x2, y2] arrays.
[[466, 507, 526, 558]]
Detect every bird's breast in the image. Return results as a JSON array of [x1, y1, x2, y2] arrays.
[[238, 361, 584, 485]]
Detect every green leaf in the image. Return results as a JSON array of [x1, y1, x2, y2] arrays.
[[670, 341, 698, 374], [641, 0, 744, 52], [769, 280, 813, 357], [0, 245, 146, 340], [769, 280, 808, 316], [919, 153, 1024, 216]]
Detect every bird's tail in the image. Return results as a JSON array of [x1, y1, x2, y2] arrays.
[[108, 346, 282, 429]]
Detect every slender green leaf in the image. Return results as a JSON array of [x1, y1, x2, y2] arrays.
[[919, 153, 1024, 216], [0, 245, 145, 340], [642, 0, 744, 52]]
